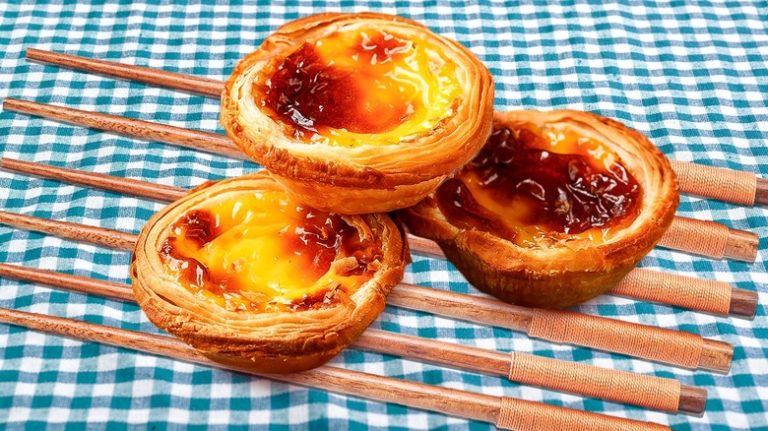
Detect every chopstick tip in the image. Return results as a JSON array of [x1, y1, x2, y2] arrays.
[[699, 339, 733, 374], [24, 47, 48, 62], [756, 177, 768, 206], [678, 385, 707, 416], [730, 288, 759, 320]]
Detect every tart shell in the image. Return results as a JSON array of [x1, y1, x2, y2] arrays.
[[131, 172, 408, 372], [398, 110, 679, 309], [220, 12, 494, 214]]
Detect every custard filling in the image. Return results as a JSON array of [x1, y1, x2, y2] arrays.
[[159, 190, 382, 312], [255, 26, 462, 147], [437, 122, 642, 247]]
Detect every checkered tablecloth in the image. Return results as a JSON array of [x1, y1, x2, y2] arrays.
[[0, 1, 766, 429]]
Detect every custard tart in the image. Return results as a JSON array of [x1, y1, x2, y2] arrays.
[[221, 12, 494, 214], [131, 172, 407, 373], [399, 110, 678, 309]]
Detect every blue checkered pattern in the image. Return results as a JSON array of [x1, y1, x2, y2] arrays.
[[0, 1, 767, 429]]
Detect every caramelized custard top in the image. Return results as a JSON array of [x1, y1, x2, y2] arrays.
[[159, 190, 382, 312], [436, 122, 642, 246], [255, 26, 462, 147]]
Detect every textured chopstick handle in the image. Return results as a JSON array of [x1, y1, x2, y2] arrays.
[[661, 217, 727, 258], [672, 160, 757, 205], [508, 352, 682, 412], [611, 269, 731, 316], [659, 216, 758, 262], [527, 310, 731, 372], [496, 397, 670, 431]]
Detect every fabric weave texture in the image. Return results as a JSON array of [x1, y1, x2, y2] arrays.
[[0, 1, 766, 430]]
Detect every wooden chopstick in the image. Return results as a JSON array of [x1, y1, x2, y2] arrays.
[[0, 157, 758, 319], [2, 98, 246, 160], [1, 98, 759, 263], [0, 210, 734, 372], [23, 48, 768, 208], [0, 307, 672, 431], [0, 262, 706, 414], [26, 48, 224, 97]]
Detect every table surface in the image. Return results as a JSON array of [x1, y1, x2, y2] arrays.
[[0, 1, 766, 430]]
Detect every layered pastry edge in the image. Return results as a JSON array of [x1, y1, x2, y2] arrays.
[[131, 172, 408, 372], [399, 110, 679, 308], [221, 12, 494, 213]]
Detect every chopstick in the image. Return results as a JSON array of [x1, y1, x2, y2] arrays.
[[2, 98, 245, 159], [26, 48, 224, 97], [1, 98, 759, 264], [0, 262, 706, 414], [0, 157, 757, 319], [24, 48, 768, 208], [0, 210, 734, 373], [0, 308, 672, 431]]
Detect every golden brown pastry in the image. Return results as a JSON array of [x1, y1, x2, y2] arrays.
[[131, 172, 407, 373], [399, 110, 679, 309], [221, 12, 494, 214]]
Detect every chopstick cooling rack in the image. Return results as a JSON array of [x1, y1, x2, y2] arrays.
[[0, 48, 764, 430]]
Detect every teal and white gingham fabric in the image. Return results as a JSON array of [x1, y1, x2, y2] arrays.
[[1, 1, 767, 429]]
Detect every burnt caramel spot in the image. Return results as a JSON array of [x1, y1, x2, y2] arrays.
[[284, 208, 383, 280], [160, 236, 241, 298], [174, 210, 220, 247], [160, 211, 228, 294], [160, 209, 254, 310], [258, 31, 414, 138], [437, 124, 642, 239]]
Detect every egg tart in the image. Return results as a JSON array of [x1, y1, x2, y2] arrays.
[[221, 12, 494, 214], [131, 172, 407, 373], [399, 110, 679, 309]]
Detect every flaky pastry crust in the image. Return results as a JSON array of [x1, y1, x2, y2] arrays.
[[131, 172, 408, 373], [221, 12, 494, 214], [398, 110, 679, 309]]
